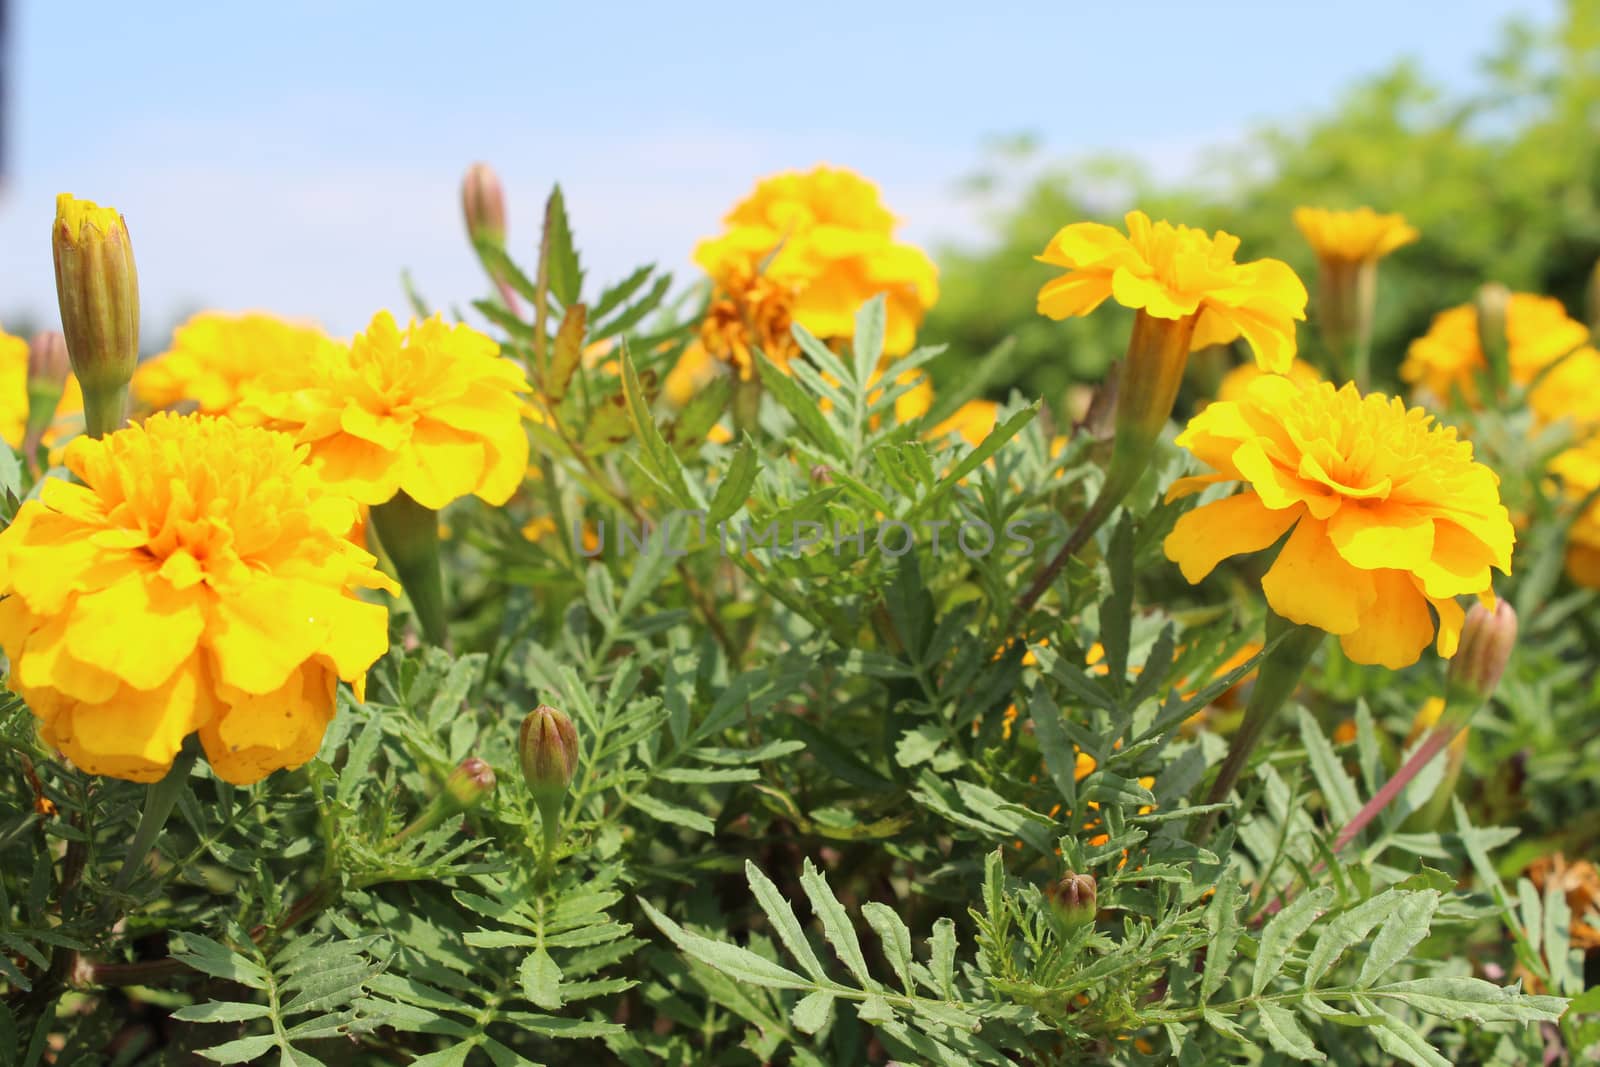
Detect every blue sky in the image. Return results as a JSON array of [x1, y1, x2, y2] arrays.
[[0, 0, 1561, 341]]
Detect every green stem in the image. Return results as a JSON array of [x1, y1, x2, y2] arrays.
[[82, 385, 128, 439], [370, 491, 449, 646], [536, 799, 562, 888], [1193, 615, 1323, 844]]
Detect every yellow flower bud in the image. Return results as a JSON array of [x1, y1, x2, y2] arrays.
[[23, 330, 71, 457], [461, 162, 508, 248], [52, 194, 139, 437]]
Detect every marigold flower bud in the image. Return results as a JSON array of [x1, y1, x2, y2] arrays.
[[445, 757, 497, 811], [519, 704, 579, 804], [1047, 871, 1097, 926], [1447, 598, 1517, 706], [52, 194, 139, 437], [1476, 282, 1512, 397], [23, 331, 71, 456], [462, 162, 508, 248]]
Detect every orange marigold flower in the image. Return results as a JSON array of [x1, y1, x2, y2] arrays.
[[691, 265, 802, 380], [1163, 377, 1514, 669], [2, 326, 84, 450], [0, 413, 394, 784], [694, 165, 939, 358], [134, 311, 339, 418], [242, 312, 531, 508], [1036, 210, 1307, 372], [1400, 293, 1588, 408]]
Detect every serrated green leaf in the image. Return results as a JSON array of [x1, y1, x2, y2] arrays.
[[1367, 976, 1567, 1023], [639, 899, 809, 990], [1256, 1001, 1325, 1061], [745, 861, 828, 981], [929, 918, 957, 1000], [800, 860, 874, 987], [1298, 708, 1361, 826], [1305, 889, 1402, 985], [1200, 868, 1243, 1002], [197, 1034, 279, 1064], [171, 1001, 275, 1024], [520, 949, 563, 1010], [627, 792, 715, 834], [756, 351, 847, 458], [791, 989, 835, 1034], [1254, 886, 1336, 995], [861, 903, 915, 995], [708, 435, 759, 525], [1357, 890, 1438, 987]]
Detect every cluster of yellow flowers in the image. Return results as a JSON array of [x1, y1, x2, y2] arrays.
[[665, 165, 944, 410]]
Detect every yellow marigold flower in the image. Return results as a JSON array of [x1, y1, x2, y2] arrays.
[[931, 398, 999, 447], [1400, 293, 1588, 408], [663, 341, 717, 408], [694, 165, 939, 357], [134, 311, 338, 417], [1036, 210, 1307, 372], [1528, 345, 1600, 433], [1550, 436, 1600, 588], [243, 312, 531, 508], [0, 413, 394, 784], [692, 265, 802, 380], [1292, 207, 1418, 265], [1163, 377, 1515, 669], [1216, 358, 1320, 406], [2, 327, 84, 450]]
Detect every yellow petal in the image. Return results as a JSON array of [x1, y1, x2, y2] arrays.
[[1164, 494, 1300, 584], [1336, 569, 1435, 669], [1260, 517, 1374, 635]]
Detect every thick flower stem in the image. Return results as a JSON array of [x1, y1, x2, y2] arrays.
[[1193, 616, 1323, 844], [82, 386, 128, 440], [1332, 726, 1455, 853], [1015, 311, 1194, 619], [371, 491, 449, 647]]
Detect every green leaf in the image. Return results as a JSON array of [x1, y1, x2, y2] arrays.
[[851, 295, 887, 385], [1357, 890, 1439, 987], [929, 918, 957, 1000], [172, 934, 270, 989], [791, 990, 835, 1035], [171, 1001, 274, 1024], [1101, 513, 1135, 693], [1256, 1001, 1325, 1062], [544, 185, 583, 307], [627, 792, 714, 835], [519, 949, 563, 1010], [800, 860, 874, 988], [755, 351, 847, 458], [197, 1034, 279, 1064], [1367, 976, 1567, 1023], [0, 445, 19, 500], [1305, 889, 1402, 985], [745, 860, 828, 981], [861, 903, 915, 995], [708, 435, 759, 525], [1026, 687, 1080, 808], [639, 899, 810, 990], [618, 344, 700, 509], [546, 302, 587, 401], [1254, 886, 1335, 995], [1200, 868, 1243, 1002], [1298, 708, 1361, 826]]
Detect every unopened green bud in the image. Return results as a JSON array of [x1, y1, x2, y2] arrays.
[[52, 194, 139, 438], [1475, 282, 1511, 399], [519, 705, 579, 804], [23, 331, 71, 456], [462, 162, 508, 248], [1447, 599, 1517, 707], [1047, 871, 1097, 926]]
